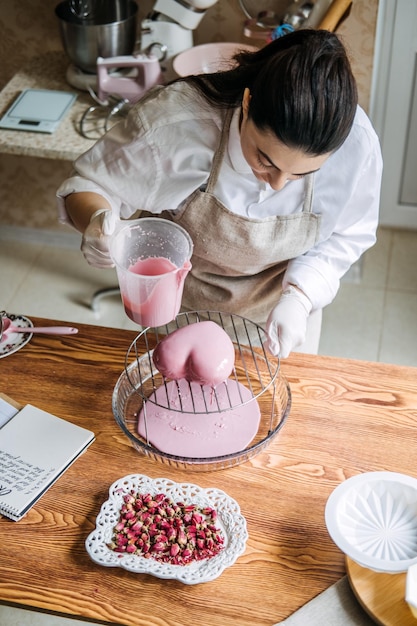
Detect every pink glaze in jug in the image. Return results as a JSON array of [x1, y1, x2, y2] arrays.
[[110, 218, 193, 328]]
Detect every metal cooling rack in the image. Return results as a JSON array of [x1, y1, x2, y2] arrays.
[[124, 311, 280, 415]]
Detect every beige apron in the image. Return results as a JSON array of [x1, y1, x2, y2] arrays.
[[161, 108, 321, 325]]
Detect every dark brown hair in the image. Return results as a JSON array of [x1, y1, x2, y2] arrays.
[[182, 29, 358, 156]]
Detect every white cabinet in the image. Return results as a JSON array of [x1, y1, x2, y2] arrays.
[[371, 0, 417, 229]]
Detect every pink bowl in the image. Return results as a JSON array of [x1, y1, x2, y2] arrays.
[[173, 42, 258, 77]]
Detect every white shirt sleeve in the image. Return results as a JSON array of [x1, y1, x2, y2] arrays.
[[56, 84, 220, 226], [56, 174, 124, 225], [283, 108, 383, 310]]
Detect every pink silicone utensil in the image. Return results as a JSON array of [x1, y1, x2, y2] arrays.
[[1, 317, 78, 337]]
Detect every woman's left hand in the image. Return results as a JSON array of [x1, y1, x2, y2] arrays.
[[264, 286, 312, 358]]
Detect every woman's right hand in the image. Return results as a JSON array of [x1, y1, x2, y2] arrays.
[[81, 209, 117, 268], [264, 285, 313, 358]]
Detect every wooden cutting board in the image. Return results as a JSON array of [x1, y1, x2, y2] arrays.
[[346, 557, 417, 625]]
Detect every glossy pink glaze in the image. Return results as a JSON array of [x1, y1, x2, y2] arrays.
[[121, 256, 190, 327], [130, 256, 175, 276], [137, 378, 261, 458], [152, 321, 235, 387]]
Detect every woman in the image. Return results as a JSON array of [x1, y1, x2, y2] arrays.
[[57, 29, 382, 357]]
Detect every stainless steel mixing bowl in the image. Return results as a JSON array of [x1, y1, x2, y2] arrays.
[[55, 0, 139, 74]]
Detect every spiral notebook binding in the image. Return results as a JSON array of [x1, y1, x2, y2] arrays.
[[0, 502, 21, 521]]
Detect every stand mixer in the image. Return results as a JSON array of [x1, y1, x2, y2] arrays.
[[57, 0, 219, 94], [56, 0, 219, 136], [141, 0, 219, 62], [55, 0, 217, 139]]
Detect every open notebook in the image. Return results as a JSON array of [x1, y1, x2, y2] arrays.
[[0, 395, 95, 521]]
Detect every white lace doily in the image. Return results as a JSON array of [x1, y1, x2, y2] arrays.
[[85, 474, 248, 584]]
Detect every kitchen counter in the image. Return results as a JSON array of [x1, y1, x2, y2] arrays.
[[1, 317, 417, 625], [0, 51, 95, 161]]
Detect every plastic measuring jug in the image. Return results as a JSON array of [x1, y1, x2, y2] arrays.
[[110, 218, 193, 327]]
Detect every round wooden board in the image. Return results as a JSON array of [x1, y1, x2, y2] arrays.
[[346, 557, 417, 625]]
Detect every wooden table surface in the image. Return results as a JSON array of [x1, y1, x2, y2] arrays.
[[1, 317, 416, 626]]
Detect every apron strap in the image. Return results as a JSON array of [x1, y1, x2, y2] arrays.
[[206, 108, 234, 194], [303, 172, 315, 213]]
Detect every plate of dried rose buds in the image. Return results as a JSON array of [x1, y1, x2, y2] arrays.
[[85, 474, 248, 584]]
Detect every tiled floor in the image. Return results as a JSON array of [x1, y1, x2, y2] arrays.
[[1, 224, 417, 626], [319, 226, 417, 366]]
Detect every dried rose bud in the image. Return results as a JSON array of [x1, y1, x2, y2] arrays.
[[108, 490, 225, 566], [170, 543, 180, 557]]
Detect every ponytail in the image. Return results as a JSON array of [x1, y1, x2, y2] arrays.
[[181, 29, 358, 155]]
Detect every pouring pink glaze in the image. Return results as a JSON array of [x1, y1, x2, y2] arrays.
[[152, 321, 235, 387]]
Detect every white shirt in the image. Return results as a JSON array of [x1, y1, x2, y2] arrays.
[[57, 82, 383, 310]]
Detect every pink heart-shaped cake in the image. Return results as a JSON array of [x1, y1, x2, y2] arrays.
[[152, 321, 235, 387]]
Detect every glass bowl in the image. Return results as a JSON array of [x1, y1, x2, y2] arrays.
[[112, 311, 291, 471]]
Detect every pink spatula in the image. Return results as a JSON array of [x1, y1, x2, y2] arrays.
[[1, 316, 78, 338]]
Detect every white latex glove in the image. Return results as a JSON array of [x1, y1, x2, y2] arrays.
[[264, 285, 313, 358], [81, 209, 118, 268]]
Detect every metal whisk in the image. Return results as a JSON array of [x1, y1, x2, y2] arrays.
[[69, 0, 105, 20], [79, 95, 130, 139]]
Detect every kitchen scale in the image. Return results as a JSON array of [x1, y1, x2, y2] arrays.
[[0, 88, 77, 134]]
